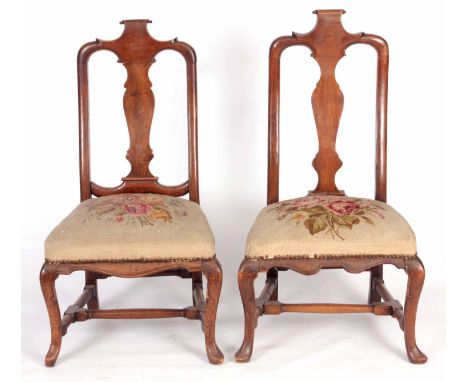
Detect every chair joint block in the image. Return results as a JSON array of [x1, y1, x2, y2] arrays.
[[263, 301, 282, 315], [184, 306, 201, 320], [64, 304, 87, 316]]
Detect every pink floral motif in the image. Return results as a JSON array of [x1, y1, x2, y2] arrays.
[[326, 200, 359, 215], [270, 195, 386, 240], [124, 202, 152, 215], [87, 194, 188, 227]]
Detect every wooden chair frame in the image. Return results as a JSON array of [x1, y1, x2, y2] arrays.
[[40, 20, 223, 366], [235, 10, 427, 364]]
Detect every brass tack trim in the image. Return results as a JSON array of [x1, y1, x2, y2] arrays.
[[246, 253, 416, 261], [45, 254, 216, 264]]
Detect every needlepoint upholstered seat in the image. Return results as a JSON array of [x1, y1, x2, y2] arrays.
[[246, 195, 416, 259], [40, 20, 223, 367], [235, 10, 427, 365], [45, 194, 215, 263]]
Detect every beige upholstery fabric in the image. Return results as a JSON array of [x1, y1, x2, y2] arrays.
[[45, 193, 215, 262], [246, 195, 416, 259]]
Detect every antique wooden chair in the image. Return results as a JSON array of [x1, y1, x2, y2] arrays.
[[40, 20, 223, 366], [235, 10, 427, 364]]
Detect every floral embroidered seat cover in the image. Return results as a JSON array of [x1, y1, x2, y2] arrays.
[[45, 193, 215, 262], [246, 195, 416, 260]]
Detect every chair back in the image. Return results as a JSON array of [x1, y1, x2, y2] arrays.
[[78, 20, 199, 203], [267, 10, 389, 204]]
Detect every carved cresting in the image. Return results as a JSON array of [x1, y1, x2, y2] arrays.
[[267, 10, 389, 203], [78, 20, 199, 202]]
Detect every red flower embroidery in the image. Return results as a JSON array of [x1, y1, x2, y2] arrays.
[[271, 195, 386, 240], [88, 194, 189, 227], [124, 202, 152, 215], [326, 200, 359, 215]]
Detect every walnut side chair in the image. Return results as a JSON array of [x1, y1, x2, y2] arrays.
[[40, 20, 224, 366], [235, 10, 427, 364]]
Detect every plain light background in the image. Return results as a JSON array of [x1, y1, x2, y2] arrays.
[[20, 0, 448, 380]]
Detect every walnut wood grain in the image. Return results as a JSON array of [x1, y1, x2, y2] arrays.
[[235, 259, 259, 363], [48, 260, 204, 278], [236, 255, 426, 363], [404, 258, 427, 363], [375, 278, 404, 329], [40, 264, 62, 367], [74, 308, 187, 320], [61, 286, 94, 335], [41, 257, 223, 365], [262, 302, 393, 315], [84, 272, 99, 309], [202, 258, 224, 364]]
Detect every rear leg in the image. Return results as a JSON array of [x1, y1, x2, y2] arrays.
[[85, 271, 99, 309]]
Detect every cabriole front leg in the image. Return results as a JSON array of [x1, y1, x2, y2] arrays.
[[40, 263, 62, 367], [202, 258, 224, 364], [235, 259, 259, 363], [404, 257, 427, 364]]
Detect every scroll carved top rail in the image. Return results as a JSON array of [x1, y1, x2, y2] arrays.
[[78, 20, 199, 202], [267, 9, 389, 204]]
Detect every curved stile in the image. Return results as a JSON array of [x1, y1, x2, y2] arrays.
[[78, 20, 199, 203], [237, 10, 426, 364]]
